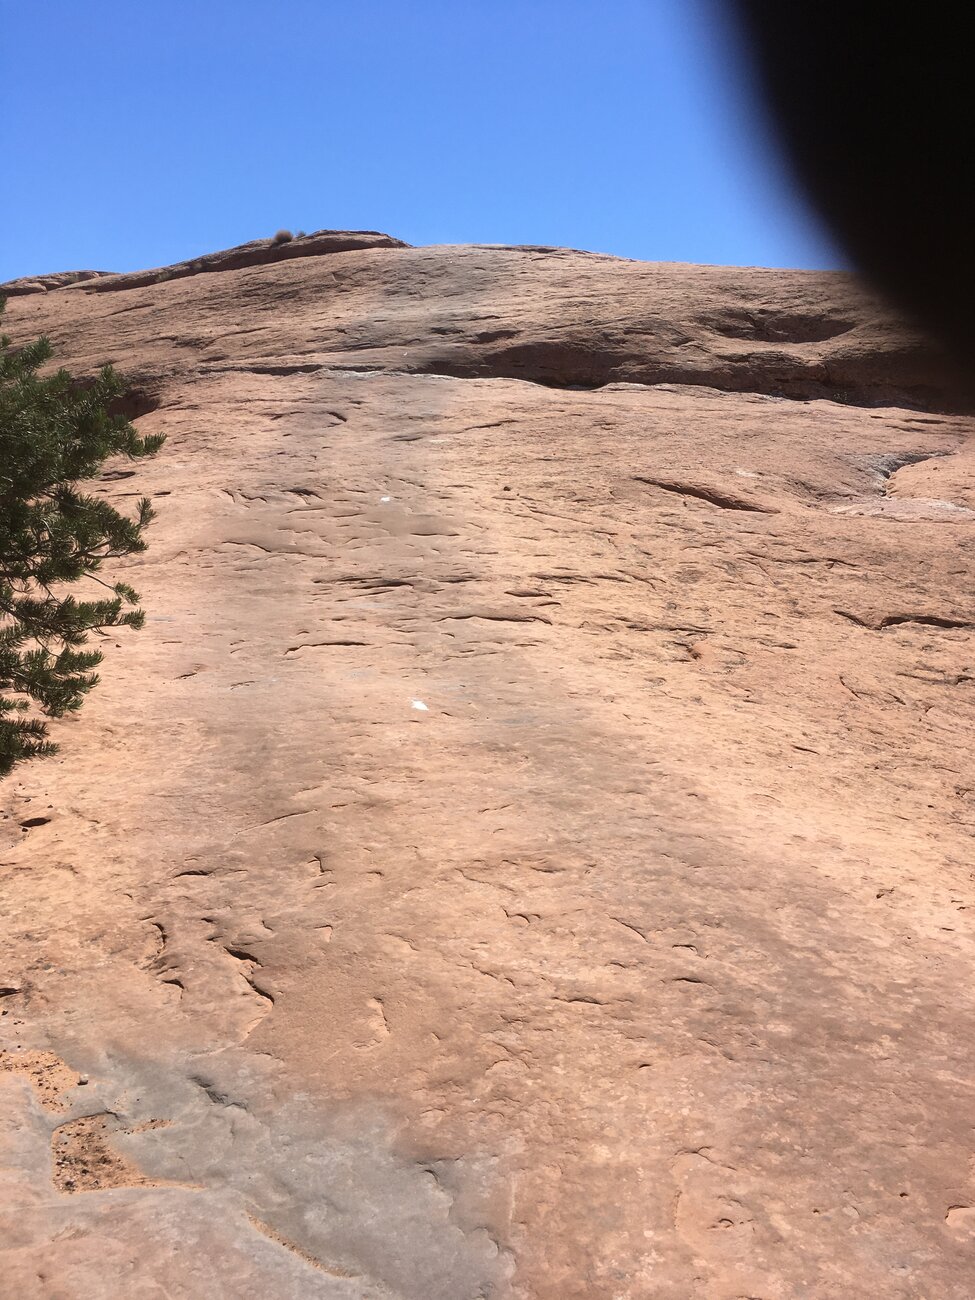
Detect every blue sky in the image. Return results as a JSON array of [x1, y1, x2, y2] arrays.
[[1, 0, 843, 281]]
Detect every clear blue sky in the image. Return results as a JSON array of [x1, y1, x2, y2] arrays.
[[1, 0, 843, 281]]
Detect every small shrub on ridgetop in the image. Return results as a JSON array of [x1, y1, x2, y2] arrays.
[[272, 229, 293, 245]]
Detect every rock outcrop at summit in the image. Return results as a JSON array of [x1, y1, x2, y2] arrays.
[[2, 234, 975, 1299], [3, 234, 966, 410], [1, 228, 408, 297]]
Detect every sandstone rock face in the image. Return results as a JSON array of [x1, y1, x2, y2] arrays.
[[0, 269, 113, 295], [2, 228, 407, 297], [2, 236, 975, 1299]]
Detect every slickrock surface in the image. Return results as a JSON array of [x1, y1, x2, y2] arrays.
[[2, 233, 975, 1298]]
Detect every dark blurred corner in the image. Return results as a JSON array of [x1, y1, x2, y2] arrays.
[[729, 3, 973, 369]]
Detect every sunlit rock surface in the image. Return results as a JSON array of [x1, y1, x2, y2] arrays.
[[2, 233, 975, 1298]]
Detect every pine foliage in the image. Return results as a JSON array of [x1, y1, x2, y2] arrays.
[[0, 303, 164, 777]]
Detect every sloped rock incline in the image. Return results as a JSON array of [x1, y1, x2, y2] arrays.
[[0, 269, 113, 296], [2, 236, 975, 1299], [2, 236, 968, 409], [0, 228, 408, 296]]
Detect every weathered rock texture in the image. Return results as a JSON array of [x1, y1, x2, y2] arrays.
[[1, 228, 406, 297], [2, 234, 975, 1299]]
